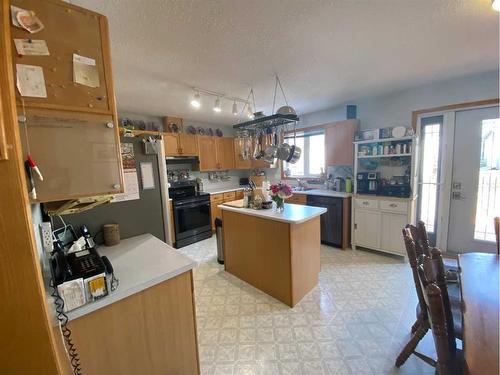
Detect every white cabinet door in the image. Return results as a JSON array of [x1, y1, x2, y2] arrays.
[[380, 213, 407, 255], [354, 209, 381, 249]]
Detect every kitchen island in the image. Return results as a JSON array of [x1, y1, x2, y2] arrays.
[[220, 203, 327, 307]]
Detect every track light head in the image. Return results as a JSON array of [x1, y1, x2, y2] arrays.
[[232, 101, 238, 116], [191, 90, 201, 108], [213, 97, 222, 113]]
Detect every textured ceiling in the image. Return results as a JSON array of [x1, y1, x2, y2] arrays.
[[73, 0, 499, 125]]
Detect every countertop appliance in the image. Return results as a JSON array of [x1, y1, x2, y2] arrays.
[[357, 172, 379, 195], [169, 180, 212, 248]]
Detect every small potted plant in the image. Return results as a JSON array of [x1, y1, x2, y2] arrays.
[[269, 182, 293, 212]]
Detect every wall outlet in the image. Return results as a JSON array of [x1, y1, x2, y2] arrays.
[[40, 222, 53, 253]]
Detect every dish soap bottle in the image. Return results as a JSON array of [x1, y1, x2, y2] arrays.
[[345, 177, 352, 193]]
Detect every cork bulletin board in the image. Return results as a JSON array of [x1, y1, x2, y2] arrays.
[[10, 0, 114, 115]]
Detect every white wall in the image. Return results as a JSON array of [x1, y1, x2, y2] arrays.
[[298, 70, 499, 130]]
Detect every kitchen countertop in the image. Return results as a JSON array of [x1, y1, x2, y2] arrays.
[[205, 187, 244, 195], [54, 234, 197, 321], [219, 202, 327, 224], [293, 189, 352, 198]]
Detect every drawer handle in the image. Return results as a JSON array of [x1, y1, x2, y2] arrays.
[[362, 201, 369, 205], [389, 203, 397, 208]]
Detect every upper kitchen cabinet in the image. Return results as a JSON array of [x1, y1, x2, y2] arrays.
[[164, 133, 198, 156], [234, 138, 252, 169], [325, 119, 359, 166], [198, 135, 218, 171], [19, 109, 123, 202], [198, 136, 236, 171], [10, 0, 115, 114], [11, 0, 123, 202], [216, 137, 235, 170]]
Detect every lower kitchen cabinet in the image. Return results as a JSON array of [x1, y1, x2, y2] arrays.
[[353, 209, 381, 249], [380, 212, 408, 254], [210, 190, 243, 230], [352, 195, 415, 258]]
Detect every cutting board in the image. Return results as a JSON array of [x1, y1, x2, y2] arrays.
[[222, 199, 245, 208]]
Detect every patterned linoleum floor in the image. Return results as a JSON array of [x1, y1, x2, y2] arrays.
[[178, 237, 437, 375]]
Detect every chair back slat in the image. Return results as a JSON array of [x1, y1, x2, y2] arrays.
[[417, 251, 458, 375], [402, 227, 427, 318]]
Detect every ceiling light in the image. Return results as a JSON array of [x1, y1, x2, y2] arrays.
[[232, 101, 238, 116], [213, 97, 221, 113], [190, 90, 201, 108], [246, 104, 254, 119], [493, 0, 500, 11]]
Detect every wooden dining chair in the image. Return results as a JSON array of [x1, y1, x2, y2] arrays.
[[395, 229, 462, 368], [494, 217, 499, 255], [416, 249, 463, 375]]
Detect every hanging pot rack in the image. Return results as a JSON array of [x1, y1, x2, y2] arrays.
[[232, 75, 299, 131]]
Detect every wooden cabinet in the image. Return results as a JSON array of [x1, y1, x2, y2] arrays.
[[11, 0, 123, 202], [286, 194, 307, 205], [234, 139, 252, 169], [325, 119, 359, 166], [69, 271, 200, 375], [20, 108, 123, 202], [11, 0, 115, 114], [199, 136, 235, 171], [210, 190, 243, 230], [216, 137, 235, 170], [198, 136, 218, 171], [165, 133, 198, 156]]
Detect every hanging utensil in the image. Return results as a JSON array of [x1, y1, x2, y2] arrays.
[[263, 127, 278, 163], [286, 121, 302, 164]]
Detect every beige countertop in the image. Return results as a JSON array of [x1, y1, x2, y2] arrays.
[[50, 234, 197, 321], [219, 202, 327, 224]]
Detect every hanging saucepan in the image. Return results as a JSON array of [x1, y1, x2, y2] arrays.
[[286, 122, 301, 164], [264, 128, 278, 163], [276, 127, 291, 161]]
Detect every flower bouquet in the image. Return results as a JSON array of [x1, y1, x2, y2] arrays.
[[269, 182, 293, 212]]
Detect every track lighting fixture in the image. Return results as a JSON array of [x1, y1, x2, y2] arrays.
[[213, 97, 222, 113], [190, 90, 201, 108], [232, 101, 238, 116]]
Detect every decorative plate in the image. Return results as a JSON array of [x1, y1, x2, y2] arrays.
[[170, 123, 179, 133], [197, 127, 205, 135], [206, 128, 214, 136], [215, 128, 223, 137], [186, 126, 196, 135], [392, 126, 406, 138]]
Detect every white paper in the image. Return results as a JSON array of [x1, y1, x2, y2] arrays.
[[10, 5, 24, 27], [140, 162, 155, 190], [112, 170, 140, 202], [14, 39, 50, 56], [16, 64, 47, 98], [57, 278, 86, 312], [73, 53, 100, 88]]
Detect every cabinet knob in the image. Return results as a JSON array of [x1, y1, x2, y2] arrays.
[[106, 122, 114, 129], [112, 184, 121, 190]]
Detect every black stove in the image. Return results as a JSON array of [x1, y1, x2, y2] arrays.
[[169, 180, 212, 248]]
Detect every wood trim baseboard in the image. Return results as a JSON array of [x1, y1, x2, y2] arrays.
[[411, 98, 500, 130]]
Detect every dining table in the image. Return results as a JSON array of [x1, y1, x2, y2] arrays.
[[458, 252, 499, 375]]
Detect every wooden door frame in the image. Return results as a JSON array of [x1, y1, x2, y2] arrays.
[[0, 1, 67, 373]]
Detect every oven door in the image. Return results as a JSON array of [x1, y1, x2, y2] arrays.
[[173, 199, 211, 240]]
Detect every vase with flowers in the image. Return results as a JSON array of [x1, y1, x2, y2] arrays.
[[269, 182, 293, 212]]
